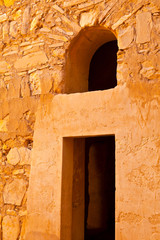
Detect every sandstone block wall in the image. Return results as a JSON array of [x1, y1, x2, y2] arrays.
[[0, 140, 32, 240], [0, 0, 159, 239]]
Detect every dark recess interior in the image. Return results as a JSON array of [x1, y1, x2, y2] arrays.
[[85, 136, 115, 240], [88, 40, 118, 91]]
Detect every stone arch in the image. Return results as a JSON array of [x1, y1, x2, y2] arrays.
[[64, 26, 117, 94]]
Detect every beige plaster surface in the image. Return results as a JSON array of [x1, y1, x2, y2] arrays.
[[0, 0, 159, 239], [26, 81, 160, 240]]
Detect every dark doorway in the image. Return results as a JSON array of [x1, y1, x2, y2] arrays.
[[61, 136, 115, 240], [88, 40, 118, 91], [85, 136, 115, 240]]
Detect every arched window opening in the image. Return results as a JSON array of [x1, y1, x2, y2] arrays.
[[64, 27, 118, 94], [88, 40, 118, 91]]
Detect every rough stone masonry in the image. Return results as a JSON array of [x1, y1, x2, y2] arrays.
[[0, 0, 159, 239]]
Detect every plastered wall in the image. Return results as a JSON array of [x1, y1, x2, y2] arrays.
[[0, 0, 159, 239], [27, 86, 160, 240]]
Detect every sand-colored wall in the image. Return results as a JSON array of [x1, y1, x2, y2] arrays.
[[26, 82, 160, 240], [0, 0, 159, 239]]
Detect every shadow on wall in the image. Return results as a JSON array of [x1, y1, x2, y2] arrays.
[[64, 26, 117, 94], [26, 232, 59, 240]]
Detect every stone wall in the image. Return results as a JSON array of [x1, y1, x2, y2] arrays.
[[0, 96, 38, 240], [0, 143, 31, 240], [0, 0, 159, 97], [0, 0, 158, 99], [0, 0, 159, 239]]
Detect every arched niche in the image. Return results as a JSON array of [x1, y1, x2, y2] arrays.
[[64, 26, 117, 94]]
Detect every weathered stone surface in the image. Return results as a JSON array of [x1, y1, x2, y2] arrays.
[[153, 14, 160, 35], [112, 3, 143, 30], [148, 214, 160, 224], [78, 1, 94, 10], [39, 71, 53, 95], [8, 79, 21, 99], [112, 13, 132, 30], [7, 147, 20, 165], [6, 209, 17, 216], [0, 1, 159, 240], [150, 233, 160, 240], [0, 14, 7, 23], [20, 77, 31, 97], [0, 87, 8, 100], [140, 61, 156, 79], [19, 217, 26, 240], [0, 193, 3, 207], [48, 33, 68, 42], [136, 12, 152, 43], [12, 9, 21, 20], [3, 22, 9, 40], [21, 6, 30, 35], [13, 169, 24, 175], [52, 48, 65, 59], [116, 62, 129, 83], [0, 61, 10, 73], [19, 210, 27, 217], [29, 70, 53, 95], [0, 115, 9, 132], [52, 67, 63, 93], [3, 0, 15, 7], [63, 0, 86, 7], [30, 14, 42, 31], [80, 11, 97, 27], [3, 179, 27, 205], [0, 151, 2, 161], [52, 4, 64, 14], [54, 27, 73, 36], [29, 71, 41, 95], [61, 15, 81, 33], [0, 214, 1, 237], [2, 216, 20, 240], [118, 26, 134, 49], [14, 51, 48, 72], [10, 21, 18, 38], [98, 2, 114, 23], [19, 147, 31, 165]]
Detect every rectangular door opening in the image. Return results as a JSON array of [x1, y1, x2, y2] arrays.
[[61, 136, 115, 240], [85, 136, 115, 240]]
